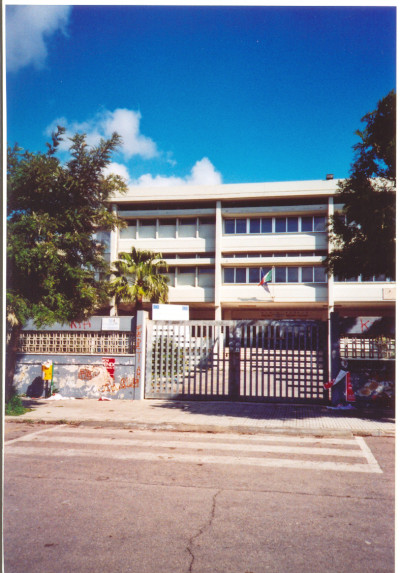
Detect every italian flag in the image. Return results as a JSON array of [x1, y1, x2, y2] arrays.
[[259, 269, 272, 293]]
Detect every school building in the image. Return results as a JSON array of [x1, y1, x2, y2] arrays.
[[106, 178, 395, 322]]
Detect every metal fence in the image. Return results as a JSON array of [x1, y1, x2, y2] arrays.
[[17, 331, 136, 355], [340, 337, 395, 360], [146, 320, 327, 403]]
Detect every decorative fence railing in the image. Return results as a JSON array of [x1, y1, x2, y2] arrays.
[[17, 331, 136, 355], [340, 337, 395, 360]]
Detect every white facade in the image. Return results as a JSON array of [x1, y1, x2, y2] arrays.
[[108, 179, 395, 321]]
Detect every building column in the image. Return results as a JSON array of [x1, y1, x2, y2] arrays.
[[109, 204, 119, 317], [215, 200, 222, 320], [327, 196, 335, 380]]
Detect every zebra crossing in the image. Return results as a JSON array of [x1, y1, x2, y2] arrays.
[[5, 426, 382, 474]]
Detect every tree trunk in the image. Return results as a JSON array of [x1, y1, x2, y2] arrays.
[[6, 323, 22, 402]]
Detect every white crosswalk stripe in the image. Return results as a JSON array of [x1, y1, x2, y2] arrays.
[[5, 427, 382, 474]]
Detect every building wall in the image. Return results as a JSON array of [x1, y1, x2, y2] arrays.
[[108, 180, 395, 321], [14, 354, 138, 399]]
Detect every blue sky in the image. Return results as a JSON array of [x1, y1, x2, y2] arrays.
[[5, 4, 396, 187]]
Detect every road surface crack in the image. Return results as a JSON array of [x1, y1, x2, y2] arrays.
[[187, 489, 220, 573]]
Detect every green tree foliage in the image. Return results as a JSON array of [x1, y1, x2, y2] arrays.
[[325, 91, 396, 280], [6, 128, 127, 399], [109, 247, 169, 314]]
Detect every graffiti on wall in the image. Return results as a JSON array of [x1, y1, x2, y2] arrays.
[[76, 358, 138, 395]]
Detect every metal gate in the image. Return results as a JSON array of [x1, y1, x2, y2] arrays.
[[145, 320, 328, 404]]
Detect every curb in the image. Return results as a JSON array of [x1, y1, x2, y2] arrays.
[[5, 416, 395, 438]]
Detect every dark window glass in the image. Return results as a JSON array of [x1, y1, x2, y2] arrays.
[[180, 218, 196, 225], [225, 220, 235, 234], [275, 217, 286, 233], [275, 267, 287, 282], [249, 268, 261, 283], [261, 218, 272, 233], [198, 267, 214, 275], [236, 268, 246, 283], [179, 267, 196, 274], [224, 268, 235, 283], [314, 216, 326, 231], [374, 274, 386, 282], [287, 217, 299, 232], [301, 267, 313, 282], [140, 219, 154, 226], [314, 267, 327, 282], [301, 217, 313, 232], [235, 219, 247, 234], [159, 218, 176, 226], [287, 267, 299, 282], [249, 219, 261, 234], [199, 217, 215, 225]]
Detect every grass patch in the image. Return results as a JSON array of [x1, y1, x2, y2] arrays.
[[5, 395, 32, 416]]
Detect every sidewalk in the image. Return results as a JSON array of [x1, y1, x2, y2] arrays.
[[5, 397, 395, 437]]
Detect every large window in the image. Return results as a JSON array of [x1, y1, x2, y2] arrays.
[[223, 266, 327, 284], [224, 215, 326, 235]]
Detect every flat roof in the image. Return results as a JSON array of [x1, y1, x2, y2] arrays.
[[109, 179, 341, 204]]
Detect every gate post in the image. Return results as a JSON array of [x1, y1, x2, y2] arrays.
[[135, 311, 148, 400], [228, 326, 241, 400], [329, 311, 342, 404]]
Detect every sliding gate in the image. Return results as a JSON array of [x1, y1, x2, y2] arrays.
[[145, 320, 328, 403]]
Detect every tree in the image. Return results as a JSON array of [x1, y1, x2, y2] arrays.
[[325, 90, 396, 280], [109, 247, 169, 314], [6, 128, 127, 400]]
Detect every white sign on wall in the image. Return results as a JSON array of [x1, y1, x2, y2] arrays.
[[152, 304, 189, 321], [101, 317, 120, 331]]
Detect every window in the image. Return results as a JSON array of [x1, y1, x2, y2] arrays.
[[314, 216, 326, 232], [275, 267, 287, 282], [236, 268, 246, 283], [223, 215, 328, 235], [301, 267, 313, 282], [275, 217, 286, 233], [287, 267, 299, 282], [179, 218, 196, 226], [235, 219, 246, 233], [224, 268, 235, 283], [287, 217, 298, 232], [120, 224, 136, 239], [249, 218, 261, 234], [249, 267, 261, 283], [313, 267, 327, 282], [301, 216, 313, 232], [225, 220, 235, 234], [261, 218, 272, 233]]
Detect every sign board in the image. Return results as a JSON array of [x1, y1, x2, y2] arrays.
[[152, 304, 189, 321], [101, 317, 120, 331]]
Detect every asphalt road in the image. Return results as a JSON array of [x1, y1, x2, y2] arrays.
[[4, 422, 395, 573]]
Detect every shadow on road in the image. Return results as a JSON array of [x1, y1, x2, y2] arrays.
[[150, 399, 395, 423]]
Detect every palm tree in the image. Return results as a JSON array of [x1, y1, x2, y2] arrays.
[[109, 247, 169, 315]]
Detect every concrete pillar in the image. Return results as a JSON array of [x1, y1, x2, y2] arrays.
[[215, 200, 222, 320], [109, 204, 119, 316], [326, 196, 335, 380], [134, 311, 148, 400], [109, 204, 119, 265]]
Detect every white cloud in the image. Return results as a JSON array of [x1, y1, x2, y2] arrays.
[[6, 5, 71, 72], [45, 108, 158, 160], [102, 109, 158, 160], [102, 162, 130, 182], [132, 157, 222, 187]]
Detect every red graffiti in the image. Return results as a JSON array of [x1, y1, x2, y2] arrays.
[[360, 319, 371, 332], [70, 320, 92, 330]]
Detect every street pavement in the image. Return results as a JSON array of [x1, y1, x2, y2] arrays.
[[5, 396, 395, 437], [4, 423, 395, 573]]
